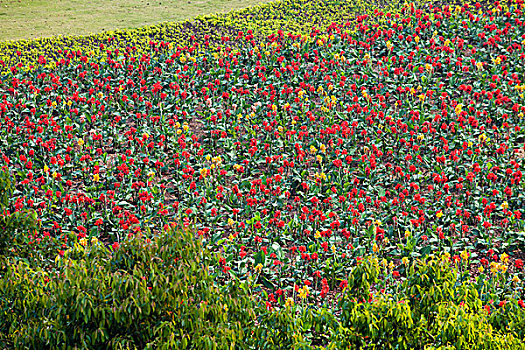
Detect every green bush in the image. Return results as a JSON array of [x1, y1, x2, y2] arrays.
[[335, 256, 525, 349], [0, 168, 38, 259], [0, 226, 259, 349]]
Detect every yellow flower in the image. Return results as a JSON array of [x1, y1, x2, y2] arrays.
[[476, 62, 483, 71], [77, 138, 84, 146], [44, 165, 50, 173], [316, 155, 323, 163], [298, 286, 309, 299], [501, 253, 509, 264], [436, 211, 444, 218], [314, 231, 321, 239], [79, 238, 87, 246], [93, 174, 100, 182], [479, 133, 487, 143], [372, 244, 379, 253], [228, 218, 235, 227], [478, 266, 484, 273], [513, 275, 520, 283], [52, 172, 58, 179], [320, 144, 326, 153], [254, 263, 263, 273], [455, 104, 463, 116], [460, 250, 469, 261], [405, 230, 411, 238], [91, 237, 99, 245], [414, 35, 420, 43], [402, 257, 409, 265], [285, 297, 294, 308], [501, 201, 509, 210]]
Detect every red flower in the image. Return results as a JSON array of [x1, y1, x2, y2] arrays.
[[515, 259, 524, 269], [392, 271, 400, 278], [112, 242, 120, 251]]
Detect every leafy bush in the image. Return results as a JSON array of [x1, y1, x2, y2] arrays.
[[0, 226, 259, 349], [0, 168, 38, 258]]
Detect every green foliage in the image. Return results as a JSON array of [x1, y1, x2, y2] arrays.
[[335, 256, 525, 349], [0, 226, 258, 349], [0, 168, 38, 258]]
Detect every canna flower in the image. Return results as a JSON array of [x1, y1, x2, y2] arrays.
[[436, 211, 444, 218], [402, 257, 409, 265], [44, 165, 50, 173], [93, 174, 100, 182], [460, 250, 469, 261], [285, 297, 294, 308], [298, 285, 309, 299], [77, 138, 84, 146], [476, 62, 483, 70]]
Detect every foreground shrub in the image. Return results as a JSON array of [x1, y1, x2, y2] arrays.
[[335, 256, 525, 349], [0, 225, 258, 349], [0, 168, 38, 259]]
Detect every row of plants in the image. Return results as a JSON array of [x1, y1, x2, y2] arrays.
[[0, 0, 413, 73]]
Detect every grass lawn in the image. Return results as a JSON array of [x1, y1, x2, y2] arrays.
[[0, 0, 272, 41]]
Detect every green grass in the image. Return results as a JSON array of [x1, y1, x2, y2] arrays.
[[0, 0, 273, 42]]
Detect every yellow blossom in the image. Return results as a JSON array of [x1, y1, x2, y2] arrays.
[[254, 263, 263, 273], [372, 244, 379, 253], [436, 211, 444, 218], [77, 138, 84, 146], [460, 250, 469, 261], [93, 174, 100, 182], [298, 286, 309, 299], [402, 257, 409, 265], [44, 165, 50, 173], [285, 297, 294, 308]]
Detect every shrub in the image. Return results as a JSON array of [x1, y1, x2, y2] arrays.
[[0, 226, 258, 349]]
